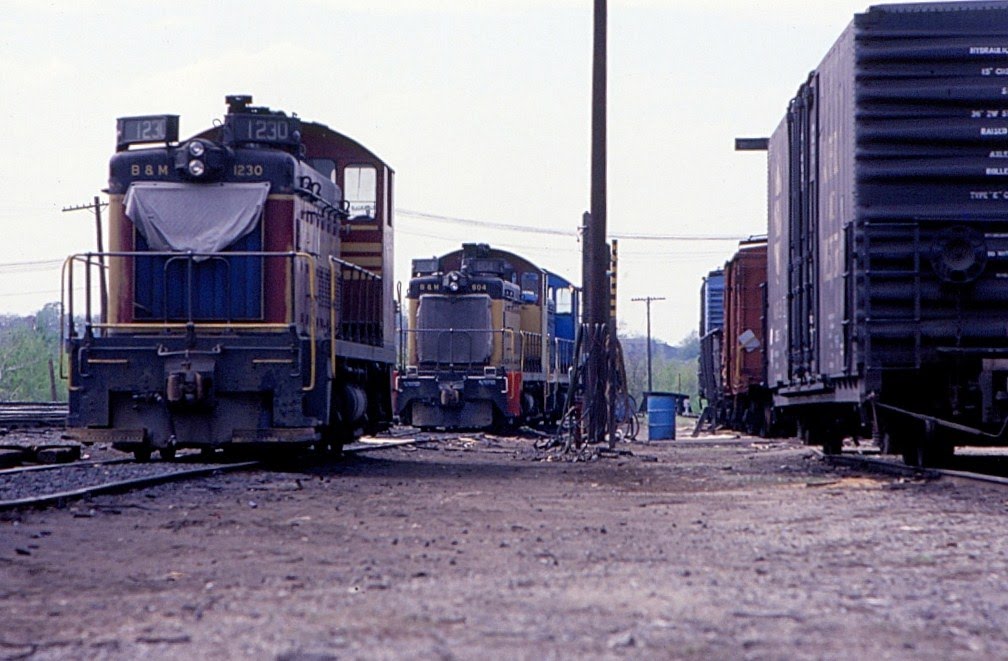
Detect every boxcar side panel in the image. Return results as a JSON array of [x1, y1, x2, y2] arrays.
[[766, 118, 790, 390], [816, 22, 857, 378], [724, 243, 767, 396]]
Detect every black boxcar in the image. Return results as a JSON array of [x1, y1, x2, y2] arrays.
[[767, 2, 1008, 464]]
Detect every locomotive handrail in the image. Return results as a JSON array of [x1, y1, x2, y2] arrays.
[[328, 256, 384, 374], [554, 337, 576, 377], [61, 250, 318, 392], [502, 328, 518, 369], [402, 327, 520, 372], [520, 331, 544, 373], [63, 249, 315, 328]]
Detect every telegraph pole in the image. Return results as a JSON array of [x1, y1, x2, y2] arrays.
[[63, 196, 108, 324], [632, 296, 665, 393], [579, 0, 610, 446], [589, 0, 608, 326]]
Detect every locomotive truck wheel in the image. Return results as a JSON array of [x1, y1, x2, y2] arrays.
[[133, 447, 152, 462], [314, 437, 346, 458], [159, 446, 177, 461]]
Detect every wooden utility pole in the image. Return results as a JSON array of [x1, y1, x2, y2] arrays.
[[589, 0, 608, 327], [578, 0, 610, 446], [62, 196, 108, 324], [609, 239, 618, 321], [632, 296, 665, 393], [48, 357, 57, 402]]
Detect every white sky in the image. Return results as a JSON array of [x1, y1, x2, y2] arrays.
[[0, 0, 931, 343]]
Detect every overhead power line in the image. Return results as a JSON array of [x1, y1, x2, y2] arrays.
[[396, 208, 747, 242], [0, 259, 64, 273], [397, 209, 572, 236]]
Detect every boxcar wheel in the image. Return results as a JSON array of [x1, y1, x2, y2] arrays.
[[879, 432, 900, 456], [901, 443, 923, 467], [901, 435, 954, 468], [916, 442, 954, 468], [909, 420, 956, 467], [821, 434, 843, 456]]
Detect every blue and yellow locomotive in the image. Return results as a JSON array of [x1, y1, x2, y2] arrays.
[[395, 243, 579, 430]]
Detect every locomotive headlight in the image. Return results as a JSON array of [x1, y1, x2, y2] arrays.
[[449, 281, 460, 292], [174, 141, 222, 180]]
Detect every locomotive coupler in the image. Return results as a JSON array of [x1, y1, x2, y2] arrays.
[[439, 382, 463, 407], [164, 356, 216, 406]]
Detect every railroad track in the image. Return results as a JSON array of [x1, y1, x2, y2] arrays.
[[819, 450, 1008, 487], [0, 437, 432, 511], [0, 401, 67, 427]]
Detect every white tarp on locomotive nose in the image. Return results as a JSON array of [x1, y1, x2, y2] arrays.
[[124, 181, 269, 258]]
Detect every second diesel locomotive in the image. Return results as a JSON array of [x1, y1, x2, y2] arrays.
[[64, 95, 396, 459], [395, 244, 579, 430]]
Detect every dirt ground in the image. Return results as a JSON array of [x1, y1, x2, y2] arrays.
[[4, 424, 1008, 660]]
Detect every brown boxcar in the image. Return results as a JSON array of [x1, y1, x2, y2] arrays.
[[719, 238, 771, 434]]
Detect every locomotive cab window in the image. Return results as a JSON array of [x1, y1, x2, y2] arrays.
[[554, 287, 573, 315], [309, 158, 337, 183], [521, 272, 540, 302], [344, 165, 377, 221]]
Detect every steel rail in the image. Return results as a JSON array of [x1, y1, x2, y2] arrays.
[[0, 437, 435, 511], [817, 450, 1008, 486], [0, 460, 261, 511], [0, 402, 68, 426], [0, 457, 133, 476]]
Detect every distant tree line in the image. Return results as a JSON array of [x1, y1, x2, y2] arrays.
[[619, 329, 699, 413], [0, 302, 701, 406], [0, 302, 66, 402]]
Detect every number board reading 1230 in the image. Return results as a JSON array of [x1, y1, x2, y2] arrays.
[[227, 114, 301, 148], [116, 115, 179, 150]]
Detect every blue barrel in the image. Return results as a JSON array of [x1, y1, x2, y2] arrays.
[[646, 393, 677, 441]]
